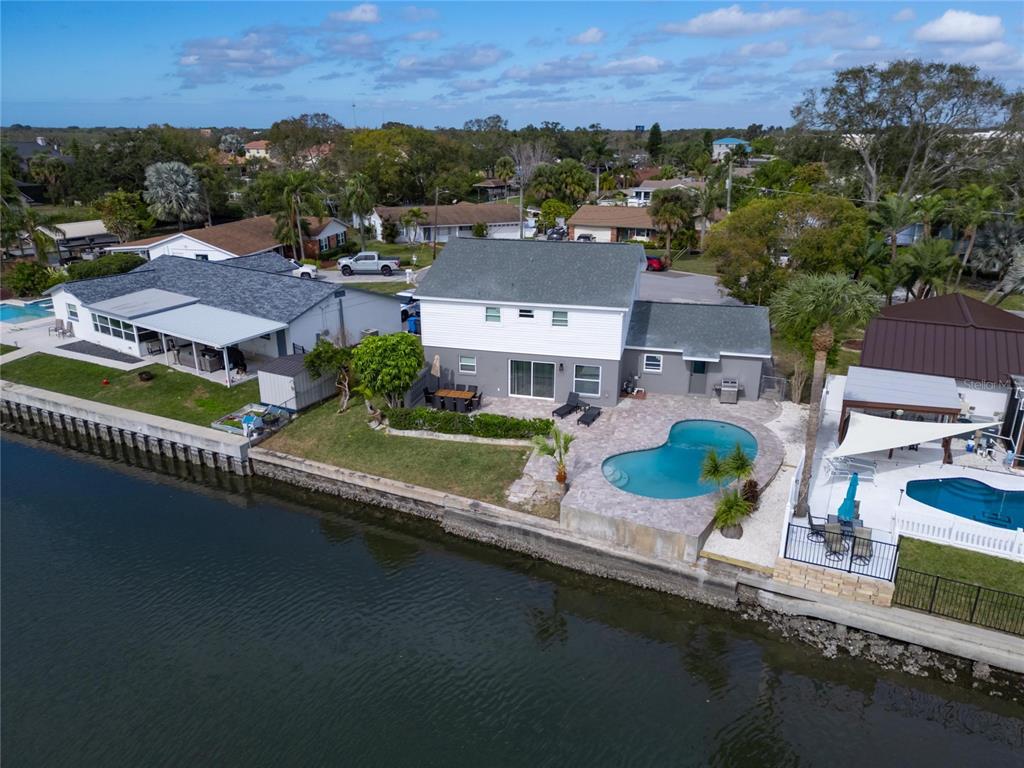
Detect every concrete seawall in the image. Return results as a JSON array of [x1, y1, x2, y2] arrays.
[[0, 380, 251, 475]]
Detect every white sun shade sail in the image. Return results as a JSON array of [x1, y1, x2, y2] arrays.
[[829, 412, 1002, 458]]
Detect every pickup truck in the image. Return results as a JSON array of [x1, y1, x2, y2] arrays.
[[337, 251, 400, 276], [288, 259, 318, 279]]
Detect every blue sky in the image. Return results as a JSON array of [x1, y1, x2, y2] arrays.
[[2, 2, 1022, 128]]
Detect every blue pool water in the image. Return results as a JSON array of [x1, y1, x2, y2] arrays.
[[906, 477, 1024, 530], [603, 420, 758, 499], [0, 300, 54, 324]]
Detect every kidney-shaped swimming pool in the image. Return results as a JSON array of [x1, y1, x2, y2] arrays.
[[602, 420, 758, 499]]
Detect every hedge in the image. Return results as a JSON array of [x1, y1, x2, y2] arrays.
[[385, 407, 552, 439]]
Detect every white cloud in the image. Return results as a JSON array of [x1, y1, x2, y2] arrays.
[[892, 8, 915, 23], [383, 45, 509, 82], [952, 40, 1024, 72], [662, 5, 808, 36], [570, 27, 606, 45], [176, 28, 310, 87], [330, 4, 380, 24], [406, 29, 440, 41], [914, 10, 1004, 43], [402, 5, 438, 22], [600, 55, 666, 75], [738, 40, 789, 57]]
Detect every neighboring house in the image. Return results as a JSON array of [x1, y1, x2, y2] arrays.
[[244, 140, 271, 159], [472, 178, 515, 201], [300, 143, 333, 167], [366, 202, 529, 243], [6, 136, 69, 170], [415, 239, 771, 406], [711, 138, 751, 162], [37, 220, 119, 262], [625, 177, 704, 207], [46, 255, 401, 380], [567, 205, 658, 243], [105, 215, 346, 262], [860, 293, 1024, 421]]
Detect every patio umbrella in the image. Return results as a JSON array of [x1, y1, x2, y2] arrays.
[[837, 472, 859, 521], [430, 354, 441, 388]]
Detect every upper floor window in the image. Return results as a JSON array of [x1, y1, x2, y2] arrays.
[[485, 307, 500, 323], [67, 303, 79, 322], [552, 311, 568, 327], [518, 309, 534, 319]]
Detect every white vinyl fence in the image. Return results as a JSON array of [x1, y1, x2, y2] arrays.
[[894, 505, 1024, 562]]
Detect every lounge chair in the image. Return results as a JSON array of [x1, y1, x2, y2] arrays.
[[552, 392, 582, 419], [49, 319, 65, 336], [824, 523, 847, 561], [577, 404, 602, 427], [851, 527, 873, 565], [806, 514, 827, 543]]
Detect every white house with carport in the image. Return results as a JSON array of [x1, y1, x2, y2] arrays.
[[45, 253, 400, 386]]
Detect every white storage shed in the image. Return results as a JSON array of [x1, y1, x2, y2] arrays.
[[257, 354, 336, 412]]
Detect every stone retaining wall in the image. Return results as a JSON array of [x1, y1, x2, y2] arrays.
[[772, 557, 895, 607], [385, 427, 534, 447]]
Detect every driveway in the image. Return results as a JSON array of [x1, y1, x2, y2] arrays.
[[638, 270, 739, 305], [319, 266, 428, 287]]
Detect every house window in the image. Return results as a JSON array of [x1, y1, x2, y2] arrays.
[[195, 254, 209, 261], [574, 364, 601, 396], [485, 306, 501, 323], [643, 354, 663, 373], [519, 309, 534, 319], [459, 355, 477, 374], [692, 360, 707, 375], [319, 238, 329, 253], [67, 303, 79, 322], [90, 313, 137, 342], [552, 310, 568, 327]]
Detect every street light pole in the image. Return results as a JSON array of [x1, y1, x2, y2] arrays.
[[517, 166, 524, 240], [433, 187, 449, 261]]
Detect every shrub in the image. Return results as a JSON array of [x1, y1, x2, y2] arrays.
[[6, 262, 53, 297], [472, 222, 487, 238], [713, 490, 752, 530], [741, 478, 760, 506], [385, 407, 553, 439], [66, 252, 145, 280], [381, 216, 400, 244]]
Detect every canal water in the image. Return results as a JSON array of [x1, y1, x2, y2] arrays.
[[2, 436, 1023, 767]]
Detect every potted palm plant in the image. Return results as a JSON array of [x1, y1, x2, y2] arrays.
[[532, 427, 575, 487]]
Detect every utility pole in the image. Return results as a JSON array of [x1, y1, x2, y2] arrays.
[[726, 160, 733, 214], [351, 103, 357, 129], [517, 166, 524, 240], [433, 187, 448, 261]]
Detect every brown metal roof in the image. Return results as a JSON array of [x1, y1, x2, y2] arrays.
[[374, 202, 521, 226], [567, 205, 655, 229], [860, 293, 1024, 384]]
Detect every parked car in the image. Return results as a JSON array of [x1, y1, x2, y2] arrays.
[[576, 234, 596, 242], [337, 251, 400, 276], [546, 227, 568, 241], [646, 255, 667, 271], [289, 259, 318, 279]]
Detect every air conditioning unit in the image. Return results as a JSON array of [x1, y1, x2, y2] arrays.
[[361, 328, 379, 339]]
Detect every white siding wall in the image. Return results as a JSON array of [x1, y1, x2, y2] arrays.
[[111, 234, 242, 262], [288, 297, 344, 351], [51, 287, 143, 357], [421, 300, 626, 360], [341, 290, 401, 345]]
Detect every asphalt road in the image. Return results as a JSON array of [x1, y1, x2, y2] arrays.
[[638, 270, 738, 304]]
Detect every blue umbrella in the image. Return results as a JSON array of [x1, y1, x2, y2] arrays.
[[837, 472, 859, 521]]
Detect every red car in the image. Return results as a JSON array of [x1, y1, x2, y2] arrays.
[[646, 256, 667, 271]]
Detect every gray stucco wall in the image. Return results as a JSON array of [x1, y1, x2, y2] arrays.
[[423, 346, 621, 407], [621, 350, 764, 400]]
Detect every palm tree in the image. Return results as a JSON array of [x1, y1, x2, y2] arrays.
[[556, 159, 591, 205], [724, 442, 754, 485], [275, 170, 326, 260], [869, 193, 915, 263], [582, 136, 614, 198], [11, 207, 66, 263], [532, 427, 575, 485], [400, 207, 428, 244], [28, 155, 67, 204], [865, 261, 909, 305], [494, 156, 516, 184], [984, 244, 1024, 305], [694, 182, 723, 250], [771, 274, 880, 517], [650, 187, 695, 264], [900, 238, 957, 299], [688, 152, 711, 182], [701, 449, 729, 496], [527, 163, 559, 203], [845, 236, 887, 281], [915, 194, 946, 240], [143, 161, 203, 231], [713, 490, 752, 533], [954, 184, 1000, 289], [342, 173, 375, 251]]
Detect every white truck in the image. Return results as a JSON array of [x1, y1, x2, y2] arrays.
[[337, 251, 400, 276], [288, 259, 318, 279]]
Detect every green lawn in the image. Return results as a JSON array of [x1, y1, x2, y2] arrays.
[[363, 240, 439, 269], [345, 282, 410, 296], [262, 398, 530, 505], [899, 538, 1024, 594], [0, 353, 259, 426], [958, 286, 1024, 311], [0, 344, 18, 355], [661, 250, 721, 277]]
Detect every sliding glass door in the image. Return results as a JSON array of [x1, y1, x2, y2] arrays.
[[509, 360, 555, 399]]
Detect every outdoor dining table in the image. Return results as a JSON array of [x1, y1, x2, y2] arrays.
[[435, 389, 474, 400]]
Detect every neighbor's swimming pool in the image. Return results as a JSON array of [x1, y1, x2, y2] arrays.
[[602, 420, 758, 499], [906, 477, 1024, 530], [0, 299, 54, 324]]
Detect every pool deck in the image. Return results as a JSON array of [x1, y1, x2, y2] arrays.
[[482, 394, 788, 563]]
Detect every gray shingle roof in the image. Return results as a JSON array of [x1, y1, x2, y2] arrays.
[[626, 301, 771, 359], [416, 238, 644, 309], [225, 251, 296, 274], [54, 256, 339, 324]]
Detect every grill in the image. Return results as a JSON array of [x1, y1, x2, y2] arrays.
[[718, 379, 740, 404]]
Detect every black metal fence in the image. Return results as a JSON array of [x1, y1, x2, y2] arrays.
[[783, 522, 899, 581], [893, 568, 1024, 636]]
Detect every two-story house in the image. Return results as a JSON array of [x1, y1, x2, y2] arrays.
[[416, 239, 772, 406]]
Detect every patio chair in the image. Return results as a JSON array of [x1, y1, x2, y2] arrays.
[[49, 318, 65, 336], [455, 397, 468, 414], [552, 392, 582, 419], [423, 390, 436, 408], [466, 385, 478, 393], [851, 527, 873, 565], [471, 391, 482, 411], [455, 383, 467, 391], [806, 514, 827, 543], [436, 396, 447, 411], [63, 322, 74, 338], [824, 523, 847, 561], [577, 404, 602, 427]]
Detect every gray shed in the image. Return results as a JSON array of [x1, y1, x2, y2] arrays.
[[257, 354, 336, 411]]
